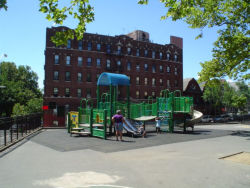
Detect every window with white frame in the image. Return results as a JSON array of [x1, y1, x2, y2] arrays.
[[159, 52, 162, 59], [167, 80, 170, 87], [65, 71, 70, 81], [53, 88, 58, 97], [53, 71, 59, 80], [144, 78, 148, 85], [144, 49, 148, 57], [127, 62, 131, 71], [152, 78, 156, 86], [152, 51, 155, 59], [144, 91, 148, 99], [117, 60, 121, 67], [127, 47, 131, 55], [86, 88, 91, 98], [77, 72, 82, 82], [96, 58, 101, 67], [174, 54, 178, 61], [160, 78, 163, 86], [67, 40, 71, 49], [136, 77, 140, 85], [136, 49, 140, 56], [159, 65, 163, 73], [167, 66, 171, 73], [65, 88, 70, 97], [66, 56, 70, 65], [107, 44, 111, 53], [77, 89, 82, 97], [152, 91, 156, 98], [167, 53, 170, 60], [106, 59, 111, 69], [87, 42, 92, 50], [78, 41, 83, 50], [54, 55, 59, 64], [87, 57, 92, 66], [97, 43, 101, 51], [136, 91, 140, 99], [152, 64, 156, 73], [175, 80, 178, 87], [174, 67, 178, 75], [86, 73, 91, 82], [136, 64, 140, 71], [117, 46, 121, 54], [144, 64, 148, 71], [78, 57, 83, 66]]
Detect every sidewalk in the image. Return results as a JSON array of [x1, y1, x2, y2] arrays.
[[0, 123, 249, 188]]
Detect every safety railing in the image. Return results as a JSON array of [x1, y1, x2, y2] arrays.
[[0, 113, 42, 151]]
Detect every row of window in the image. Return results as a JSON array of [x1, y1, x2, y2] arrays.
[[53, 71, 179, 86], [52, 87, 179, 99], [65, 40, 180, 61], [54, 55, 179, 74]]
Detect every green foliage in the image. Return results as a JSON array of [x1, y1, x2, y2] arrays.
[[139, 0, 249, 81], [0, 0, 7, 11], [231, 94, 247, 112], [0, 62, 42, 117], [26, 98, 43, 114], [39, 0, 94, 46], [12, 103, 27, 117]]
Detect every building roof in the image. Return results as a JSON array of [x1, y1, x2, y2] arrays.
[[183, 78, 193, 91], [97, 72, 130, 86]]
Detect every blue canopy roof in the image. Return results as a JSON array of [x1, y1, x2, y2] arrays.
[[97, 72, 130, 86]]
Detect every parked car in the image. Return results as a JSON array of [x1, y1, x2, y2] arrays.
[[213, 115, 224, 123], [201, 115, 213, 123], [221, 114, 230, 122]]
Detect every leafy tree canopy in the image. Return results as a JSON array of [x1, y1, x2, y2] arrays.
[[1, 0, 249, 81], [0, 62, 42, 117], [139, 0, 249, 81]]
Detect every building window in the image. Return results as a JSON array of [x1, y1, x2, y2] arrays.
[[96, 74, 100, 81], [160, 78, 163, 86], [159, 52, 163, 59], [136, 91, 140, 99], [144, 64, 148, 71], [174, 54, 178, 61], [87, 42, 92, 50], [96, 58, 101, 67], [152, 64, 156, 73], [127, 47, 131, 55], [77, 89, 82, 98], [53, 88, 58, 97], [167, 53, 170, 60], [65, 71, 71, 81], [106, 59, 111, 69], [175, 80, 178, 87], [136, 49, 140, 56], [86, 88, 91, 98], [87, 57, 92, 66], [117, 60, 121, 67], [174, 67, 178, 75], [86, 73, 91, 82], [78, 41, 83, 50], [67, 40, 71, 49], [167, 66, 171, 73], [54, 55, 59, 64], [117, 46, 121, 54], [136, 64, 140, 72], [77, 72, 82, 82], [159, 65, 163, 73], [65, 88, 70, 97], [136, 77, 140, 85], [152, 91, 156, 98], [97, 43, 101, 51], [78, 57, 83, 66], [127, 62, 131, 71], [53, 71, 59, 80], [152, 78, 156, 86], [152, 51, 155, 59], [167, 80, 170, 87], [107, 44, 111, 53], [144, 49, 148, 57], [144, 91, 148, 99], [144, 78, 148, 85], [66, 56, 71, 65]]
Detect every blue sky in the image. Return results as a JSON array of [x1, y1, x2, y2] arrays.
[[0, 0, 219, 89]]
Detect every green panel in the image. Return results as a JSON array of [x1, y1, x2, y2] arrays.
[[92, 128, 105, 138]]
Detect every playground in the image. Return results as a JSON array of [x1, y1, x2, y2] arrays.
[[68, 72, 202, 139]]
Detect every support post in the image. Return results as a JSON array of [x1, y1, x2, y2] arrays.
[[127, 86, 130, 119], [109, 84, 113, 135], [97, 85, 100, 108]]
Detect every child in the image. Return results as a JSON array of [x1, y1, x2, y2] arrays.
[[138, 125, 146, 138], [155, 117, 161, 134]]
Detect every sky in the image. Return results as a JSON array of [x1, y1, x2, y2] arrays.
[[0, 0, 220, 89]]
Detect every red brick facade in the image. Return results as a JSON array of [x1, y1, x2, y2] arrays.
[[44, 26, 183, 127]]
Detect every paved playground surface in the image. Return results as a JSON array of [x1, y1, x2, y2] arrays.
[[0, 123, 250, 188]]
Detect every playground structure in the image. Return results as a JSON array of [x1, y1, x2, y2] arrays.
[[68, 72, 202, 139]]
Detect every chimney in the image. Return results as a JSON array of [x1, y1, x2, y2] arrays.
[[170, 36, 183, 49]]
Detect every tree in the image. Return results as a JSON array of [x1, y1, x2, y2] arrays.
[[0, 62, 42, 117], [139, 0, 249, 81]]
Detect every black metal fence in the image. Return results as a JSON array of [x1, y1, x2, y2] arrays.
[[0, 113, 42, 151]]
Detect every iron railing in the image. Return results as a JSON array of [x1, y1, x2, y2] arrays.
[[0, 113, 42, 151]]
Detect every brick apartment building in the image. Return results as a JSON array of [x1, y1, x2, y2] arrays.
[[43, 26, 183, 127]]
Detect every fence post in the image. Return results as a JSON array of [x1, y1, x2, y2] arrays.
[[4, 129, 7, 146]]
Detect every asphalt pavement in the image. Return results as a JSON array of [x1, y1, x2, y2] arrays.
[[0, 123, 249, 188]]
